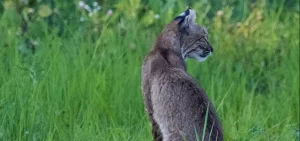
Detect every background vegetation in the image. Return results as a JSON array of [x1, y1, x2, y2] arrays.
[[0, 0, 299, 140]]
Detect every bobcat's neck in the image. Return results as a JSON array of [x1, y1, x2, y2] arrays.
[[153, 29, 186, 71]]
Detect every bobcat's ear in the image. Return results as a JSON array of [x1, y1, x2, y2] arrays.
[[174, 8, 196, 33]]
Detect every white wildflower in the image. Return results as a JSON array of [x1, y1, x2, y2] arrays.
[[154, 14, 160, 19], [96, 5, 101, 11], [80, 17, 84, 22], [32, 40, 39, 46], [107, 9, 113, 16], [217, 10, 223, 17], [93, 2, 98, 7], [93, 9, 98, 13], [84, 4, 91, 12], [78, 1, 85, 8], [28, 8, 34, 14]]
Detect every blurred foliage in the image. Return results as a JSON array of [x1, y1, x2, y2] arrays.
[[1, 0, 298, 27], [0, 0, 299, 94]]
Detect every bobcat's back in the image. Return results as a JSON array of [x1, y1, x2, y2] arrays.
[[141, 9, 223, 141]]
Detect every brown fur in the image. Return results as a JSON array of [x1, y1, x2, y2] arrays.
[[141, 10, 223, 141]]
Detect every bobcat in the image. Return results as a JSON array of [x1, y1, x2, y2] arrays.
[[141, 9, 223, 141]]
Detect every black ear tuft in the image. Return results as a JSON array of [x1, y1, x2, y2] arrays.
[[174, 8, 191, 22], [175, 9, 196, 34]]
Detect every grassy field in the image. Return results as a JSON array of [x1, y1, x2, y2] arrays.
[[0, 0, 299, 140]]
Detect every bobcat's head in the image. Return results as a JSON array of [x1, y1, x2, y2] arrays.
[[175, 9, 214, 62]]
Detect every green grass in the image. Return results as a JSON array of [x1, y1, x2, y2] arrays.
[[0, 0, 299, 140]]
